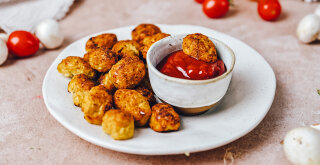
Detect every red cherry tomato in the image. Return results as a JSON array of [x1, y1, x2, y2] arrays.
[[195, 0, 205, 3], [7, 30, 40, 57], [258, 0, 281, 21], [202, 0, 229, 18]]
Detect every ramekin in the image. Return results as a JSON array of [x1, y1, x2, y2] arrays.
[[146, 34, 235, 115]]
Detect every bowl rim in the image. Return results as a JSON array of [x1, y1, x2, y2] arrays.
[[146, 34, 236, 85]]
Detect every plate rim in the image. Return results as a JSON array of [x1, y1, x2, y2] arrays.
[[42, 24, 276, 155]]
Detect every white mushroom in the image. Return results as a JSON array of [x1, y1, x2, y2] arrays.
[[0, 33, 8, 42], [0, 39, 8, 66], [314, 6, 320, 40], [296, 14, 320, 43], [314, 5, 320, 18], [283, 126, 320, 165], [35, 19, 64, 49], [310, 123, 320, 131]]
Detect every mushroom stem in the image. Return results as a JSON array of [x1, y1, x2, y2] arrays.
[[310, 123, 320, 131]]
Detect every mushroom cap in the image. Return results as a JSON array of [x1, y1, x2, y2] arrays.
[[314, 5, 320, 18], [283, 126, 320, 165], [0, 39, 8, 65], [296, 14, 320, 43], [0, 33, 8, 42], [35, 19, 64, 49]]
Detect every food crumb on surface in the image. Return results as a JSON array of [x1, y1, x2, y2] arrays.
[[223, 147, 243, 165], [184, 152, 190, 157], [33, 95, 42, 99], [223, 149, 234, 165], [280, 140, 284, 144]]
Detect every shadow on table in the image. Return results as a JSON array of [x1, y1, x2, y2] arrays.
[[0, 48, 47, 67], [277, 11, 288, 22], [224, 8, 238, 19]]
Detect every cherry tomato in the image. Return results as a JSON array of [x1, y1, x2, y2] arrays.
[[195, 0, 205, 3], [7, 30, 40, 57], [202, 0, 229, 18], [258, 0, 281, 21]]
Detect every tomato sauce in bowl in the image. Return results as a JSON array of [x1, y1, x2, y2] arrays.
[[156, 50, 226, 80]]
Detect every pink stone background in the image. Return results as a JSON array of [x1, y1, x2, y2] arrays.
[[1, 0, 319, 164]]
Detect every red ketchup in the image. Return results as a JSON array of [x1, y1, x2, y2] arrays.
[[156, 50, 226, 80]]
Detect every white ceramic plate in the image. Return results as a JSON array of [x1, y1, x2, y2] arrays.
[[42, 24, 276, 155]]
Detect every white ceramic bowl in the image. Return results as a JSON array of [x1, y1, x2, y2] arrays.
[[147, 34, 235, 115]]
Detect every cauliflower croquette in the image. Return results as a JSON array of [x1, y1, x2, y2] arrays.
[[57, 56, 96, 79], [114, 89, 151, 126], [132, 24, 161, 43], [68, 74, 95, 107], [85, 33, 117, 52], [135, 86, 156, 103], [83, 53, 89, 62], [102, 109, 134, 140], [141, 33, 170, 46], [141, 33, 170, 59], [182, 33, 217, 63], [82, 85, 113, 125], [111, 40, 141, 58], [139, 75, 153, 91], [109, 56, 146, 89], [85, 48, 117, 72], [98, 72, 115, 93], [149, 103, 180, 132]]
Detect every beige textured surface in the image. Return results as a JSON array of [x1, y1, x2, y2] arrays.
[[0, 0, 319, 164]]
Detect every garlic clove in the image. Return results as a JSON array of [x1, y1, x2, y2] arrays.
[[0, 39, 8, 66], [283, 126, 320, 165], [296, 14, 320, 43], [0, 33, 8, 42], [35, 19, 64, 49]]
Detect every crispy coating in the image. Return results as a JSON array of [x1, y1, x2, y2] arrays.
[[141, 33, 170, 46], [111, 40, 141, 59], [109, 56, 146, 89], [135, 86, 156, 103], [132, 24, 161, 43], [85, 33, 117, 52], [57, 56, 96, 79], [139, 74, 153, 90], [141, 33, 170, 59], [149, 103, 180, 132], [182, 33, 217, 63], [83, 53, 89, 62], [85, 48, 117, 72], [98, 72, 116, 93], [114, 89, 151, 126], [102, 109, 134, 140], [68, 74, 95, 107], [140, 46, 149, 60], [82, 85, 113, 125]]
